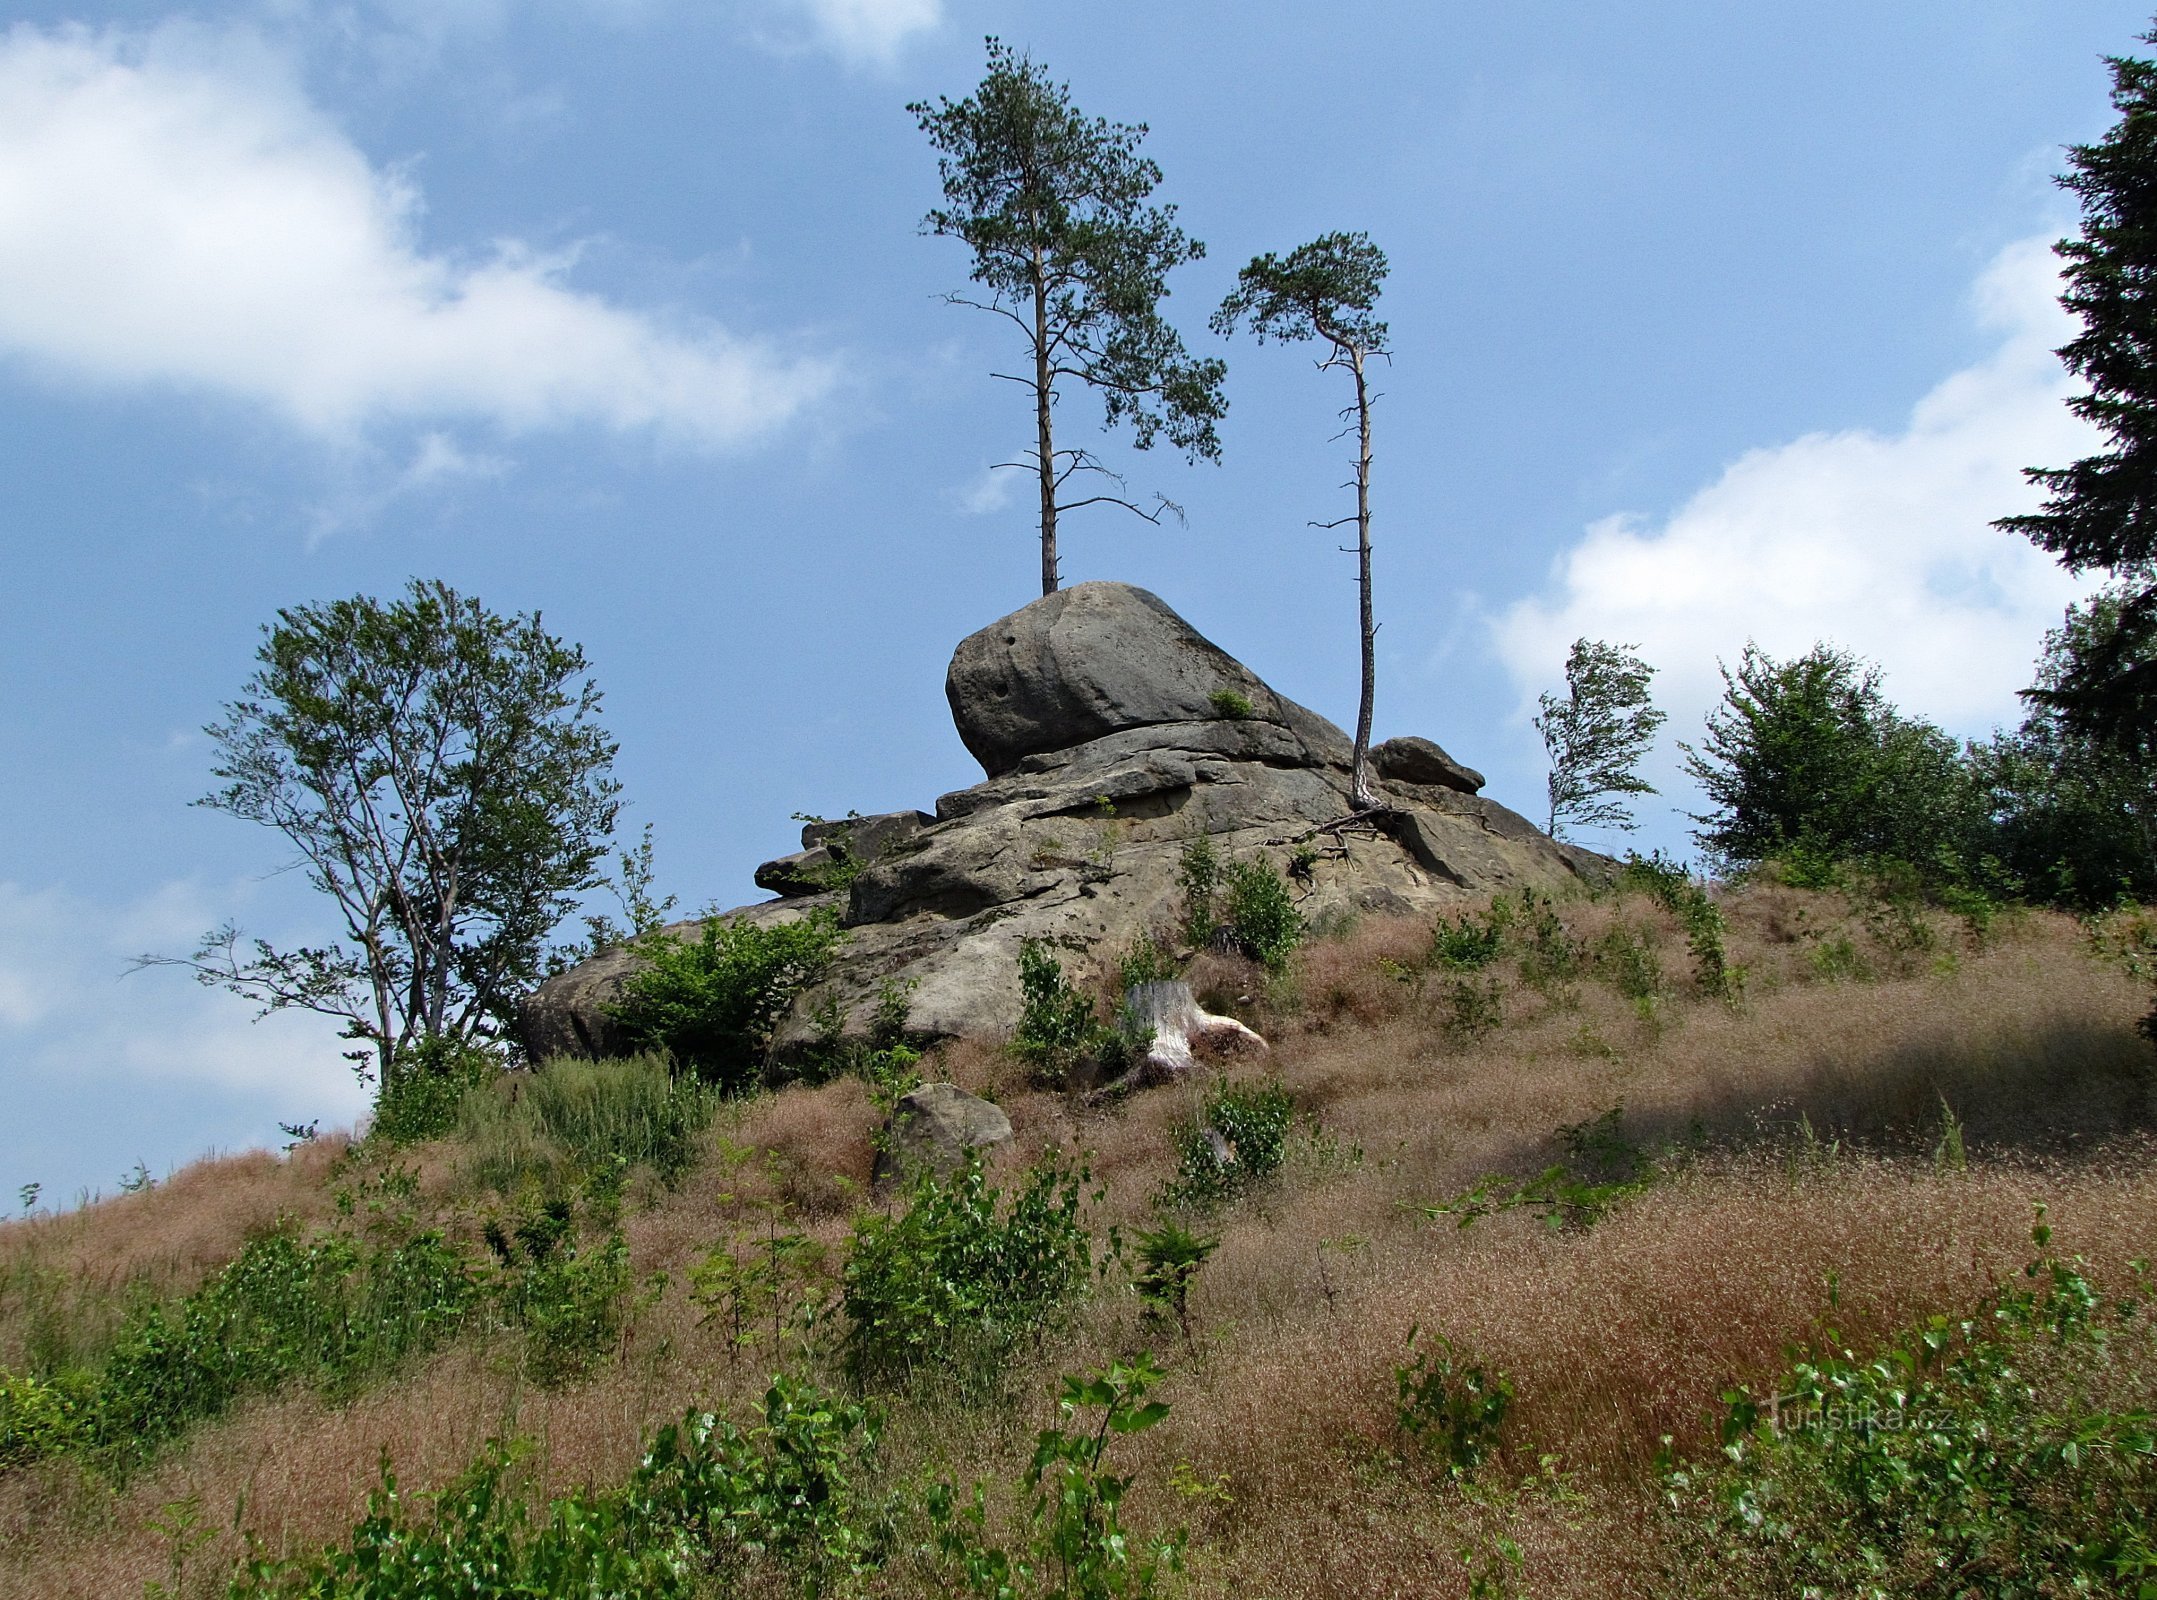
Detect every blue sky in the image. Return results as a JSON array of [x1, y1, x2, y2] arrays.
[[0, 0, 2143, 1205]]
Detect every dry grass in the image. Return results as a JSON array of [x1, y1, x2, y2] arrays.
[[3, 879, 2153, 1599]]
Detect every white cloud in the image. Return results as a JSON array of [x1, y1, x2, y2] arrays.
[[952, 462, 1020, 515], [0, 23, 832, 446], [1496, 236, 2101, 747], [790, 0, 941, 63], [0, 878, 362, 1106]]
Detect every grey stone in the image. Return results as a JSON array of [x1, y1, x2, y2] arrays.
[[946, 582, 1347, 778], [520, 584, 1608, 1068], [1372, 736, 1485, 794], [756, 811, 935, 899], [873, 1082, 1012, 1186]]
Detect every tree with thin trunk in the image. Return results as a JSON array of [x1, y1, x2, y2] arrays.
[[1212, 232, 1389, 807], [1534, 638, 1666, 840], [139, 579, 620, 1098], [910, 39, 1227, 597]]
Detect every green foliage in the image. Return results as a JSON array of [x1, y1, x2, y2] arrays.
[[232, 1375, 889, 1599], [1621, 852, 1739, 999], [608, 910, 843, 1090], [1971, 587, 2157, 908], [1220, 857, 1304, 971], [1206, 689, 1255, 720], [910, 39, 1225, 593], [689, 1202, 830, 1375], [1132, 1221, 1218, 1348], [841, 1152, 1094, 1388], [171, 577, 620, 1090], [12, 1220, 479, 1477], [1015, 939, 1112, 1086], [1996, 32, 2157, 758], [1683, 642, 1985, 885], [1176, 836, 1222, 945], [459, 1053, 715, 1194], [1440, 975, 1505, 1040], [1115, 933, 1180, 992], [483, 1201, 631, 1387], [1395, 1327, 1513, 1477], [1673, 1218, 2157, 1597], [1418, 1108, 1655, 1233], [1164, 1079, 1296, 1209], [369, 1034, 501, 1145], [1431, 904, 1508, 971], [926, 1354, 1186, 1600], [1534, 637, 1667, 839]]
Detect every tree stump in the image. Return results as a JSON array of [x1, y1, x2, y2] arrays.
[[1121, 981, 1268, 1083]]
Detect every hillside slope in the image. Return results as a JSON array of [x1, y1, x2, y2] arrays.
[[3, 875, 2154, 1599]]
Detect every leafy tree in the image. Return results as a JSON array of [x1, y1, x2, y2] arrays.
[[910, 38, 1227, 597], [150, 579, 619, 1098], [1213, 232, 1390, 806], [1998, 25, 2157, 759], [1972, 588, 2157, 907], [1682, 642, 1980, 878], [1533, 637, 1667, 839]]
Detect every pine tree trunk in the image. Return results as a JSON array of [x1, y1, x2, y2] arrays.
[[1033, 254, 1058, 596], [1350, 346, 1377, 808]]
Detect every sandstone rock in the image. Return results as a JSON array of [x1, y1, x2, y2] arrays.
[[873, 1082, 1012, 1186], [946, 582, 1347, 777], [1372, 735, 1485, 794], [520, 582, 1605, 1070], [755, 810, 935, 898]]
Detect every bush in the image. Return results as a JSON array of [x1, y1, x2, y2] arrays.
[[371, 1035, 501, 1145], [1165, 1078, 1296, 1208], [1177, 837, 1222, 945], [609, 910, 844, 1089], [1621, 852, 1739, 998], [1220, 858, 1303, 970], [484, 1202, 631, 1388], [1395, 1328, 1513, 1477], [1012, 940, 1138, 1088], [461, 1054, 714, 1194], [65, 1221, 476, 1475], [232, 1375, 890, 1599], [1672, 1219, 2157, 1597], [841, 1152, 1093, 1388]]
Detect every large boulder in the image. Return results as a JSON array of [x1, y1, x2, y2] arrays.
[[872, 1081, 1013, 1186], [521, 582, 1606, 1065], [946, 582, 1349, 777]]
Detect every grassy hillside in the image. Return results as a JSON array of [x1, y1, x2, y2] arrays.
[[3, 873, 2154, 1598]]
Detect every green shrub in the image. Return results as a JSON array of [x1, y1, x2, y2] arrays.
[[1431, 904, 1508, 971], [461, 1054, 714, 1194], [484, 1203, 631, 1388], [1207, 688, 1256, 720], [1395, 1327, 1513, 1477], [841, 1152, 1093, 1388], [1012, 940, 1138, 1088], [1115, 932, 1180, 991], [1671, 1218, 2157, 1597], [231, 1375, 890, 1599], [1221, 858, 1304, 970], [1177, 837, 1222, 944], [76, 1223, 476, 1474], [609, 911, 844, 1089], [371, 1035, 501, 1145], [926, 1355, 1185, 1599], [1132, 1222, 1218, 1348], [1594, 924, 1663, 1007], [1165, 1078, 1296, 1209], [0, 1368, 92, 1470], [1622, 852, 1739, 998]]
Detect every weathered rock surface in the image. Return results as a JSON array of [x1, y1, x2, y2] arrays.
[[872, 1081, 1013, 1186], [521, 581, 1607, 1066]]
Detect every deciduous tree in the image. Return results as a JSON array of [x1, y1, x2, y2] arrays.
[[146, 579, 620, 1097], [1533, 638, 1666, 840]]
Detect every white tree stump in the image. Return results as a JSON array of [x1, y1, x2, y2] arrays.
[[1121, 981, 1268, 1083]]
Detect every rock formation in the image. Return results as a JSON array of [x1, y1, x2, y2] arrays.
[[521, 581, 1605, 1065]]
